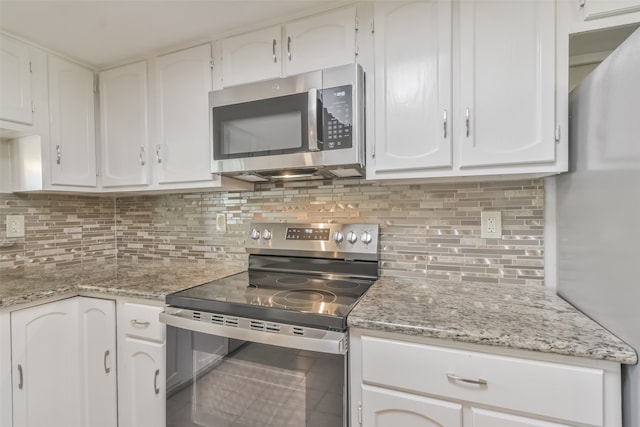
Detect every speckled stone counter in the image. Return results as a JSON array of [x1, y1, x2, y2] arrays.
[[0, 262, 244, 308], [348, 277, 638, 365]]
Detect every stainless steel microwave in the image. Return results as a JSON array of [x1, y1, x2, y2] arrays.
[[209, 64, 365, 182]]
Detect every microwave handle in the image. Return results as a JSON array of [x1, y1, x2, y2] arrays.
[[308, 88, 320, 152]]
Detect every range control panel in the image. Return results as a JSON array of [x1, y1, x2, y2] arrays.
[[246, 222, 379, 261]]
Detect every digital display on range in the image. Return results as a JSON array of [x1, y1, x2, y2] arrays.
[[286, 227, 330, 241]]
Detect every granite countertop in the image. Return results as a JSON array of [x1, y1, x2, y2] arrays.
[[348, 277, 638, 365], [0, 262, 244, 308], [3, 264, 636, 365]]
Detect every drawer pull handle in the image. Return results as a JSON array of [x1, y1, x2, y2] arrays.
[[446, 373, 487, 386], [130, 319, 150, 327]]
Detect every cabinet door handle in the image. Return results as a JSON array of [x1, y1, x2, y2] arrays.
[[154, 369, 160, 395], [443, 110, 448, 139], [139, 146, 145, 166], [287, 36, 292, 61], [446, 372, 487, 386], [272, 39, 277, 63], [155, 145, 162, 164], [465, 108, 471, 137], [130, 319, 150, 327], [18, 364, 23, 389], [104, 350, 111, 374], [56, 145, 62, 165]]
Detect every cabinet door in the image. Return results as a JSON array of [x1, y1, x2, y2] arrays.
[[470, 407, 571, 427], [222, 26, 282, 87], [362, 385, 462, 427], [284, 6, 357, 76], [0, 35, 33, 125], [458, 0, 556, 168], [99, 61, 149, 187], [371, 1, 452, 174], [117, 337, 165, 427], [11, 298, 81, 427], [78, 297, 117, 427], [48, 56, 97, 187], [154, 44, 215, 184]]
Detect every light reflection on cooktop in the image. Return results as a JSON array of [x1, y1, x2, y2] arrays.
[[167, 270, 376, 328]]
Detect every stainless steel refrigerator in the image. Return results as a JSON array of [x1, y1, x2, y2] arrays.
[[557, 27, 640, 426]]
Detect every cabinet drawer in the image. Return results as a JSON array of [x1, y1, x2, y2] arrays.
[[119, 303, 164, 342], [361, 336, 604, 426]]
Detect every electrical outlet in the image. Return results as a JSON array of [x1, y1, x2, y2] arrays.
[[216, 213, 227, 232], [6, 215, 25, 238], [481, 211, 501, 239]]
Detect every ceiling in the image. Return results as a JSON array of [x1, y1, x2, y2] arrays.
[[0, 0, 342, 70]]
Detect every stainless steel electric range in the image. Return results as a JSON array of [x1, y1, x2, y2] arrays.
[[161, 222, 379, 427]]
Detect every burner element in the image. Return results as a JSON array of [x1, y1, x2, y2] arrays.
[[325, 280, 360, 290], [276, 277, 310, 285], [272, 289, 337, 309]]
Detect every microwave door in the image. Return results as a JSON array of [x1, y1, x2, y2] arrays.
[[211, 90, 320, 174]]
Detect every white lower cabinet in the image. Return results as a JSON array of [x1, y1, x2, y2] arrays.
[[362, 384, 462, 426], [350, 332, 623, 427], [470, 408, 570, 427], [10, 297, 116, 427], [117, 301, 166, 427]]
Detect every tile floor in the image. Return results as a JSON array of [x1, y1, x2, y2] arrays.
[[167, 341, 345, 427]]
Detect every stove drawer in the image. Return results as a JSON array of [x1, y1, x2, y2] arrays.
[[361, 336, 604, 426], [120, 302, 164, 342]]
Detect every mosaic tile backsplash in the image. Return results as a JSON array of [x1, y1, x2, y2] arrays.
[[0, 179, 545, 285]]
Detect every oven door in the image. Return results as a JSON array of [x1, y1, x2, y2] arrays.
[[163, 312, 347, 427], [211, 89, 321, 175]]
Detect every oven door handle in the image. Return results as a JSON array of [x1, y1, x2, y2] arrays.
[[159, 308, 347, 355]]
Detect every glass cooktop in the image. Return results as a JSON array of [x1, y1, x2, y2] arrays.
[[166, 270, 375, 331]]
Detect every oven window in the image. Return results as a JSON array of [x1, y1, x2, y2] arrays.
[[166, 329, 345, 427], [212, 92, 311, 160]]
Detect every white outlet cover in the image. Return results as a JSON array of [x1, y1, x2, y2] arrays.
[[6, 215, 25, 238], [216, 213, 227, 232], [481, 211, 502, 239]]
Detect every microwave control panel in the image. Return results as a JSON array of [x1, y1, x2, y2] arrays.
[[321, 85, 352, 150]]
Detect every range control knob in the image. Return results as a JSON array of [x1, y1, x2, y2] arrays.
[[346, 231, 358, 244], [333, 231, 344, 243], [250, 229, 261, 240], [261, 229, 272, 241], [361, 231, 373, 245]]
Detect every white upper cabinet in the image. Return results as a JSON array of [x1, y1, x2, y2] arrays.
[[48, 56, 97, 187], [99, 61, 150, 188], [371, 1, 452, 174], [367, 0, 563, 181], [220, 6, 358, 87], [458, 0, 556, 168], [0, 35, 33, 125], [153, 44, 216, 185], [222, 26, 282, 87], [284, 6, 357, 76]]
